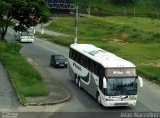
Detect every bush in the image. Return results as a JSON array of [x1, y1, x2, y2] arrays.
[[0, 41, 48, 102], [152, 32, 160, 39], [0, 41, 7, 51], [6, 41, 22, 54]]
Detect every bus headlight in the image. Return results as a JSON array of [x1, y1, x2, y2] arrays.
[[130, 97, 137, 100], [106, 98, 114, 101]]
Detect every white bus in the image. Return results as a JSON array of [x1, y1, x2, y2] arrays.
[[69, 43, 143, 107]]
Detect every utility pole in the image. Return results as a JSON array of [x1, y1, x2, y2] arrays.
[[133, 0, 136, 17], [47, 1, 78, 43], [87, 3, 91, 17], [41, 23, 44, 34], [74, 5, 78, 44]]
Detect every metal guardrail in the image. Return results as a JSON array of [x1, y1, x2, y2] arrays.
[[48, 3, 76, 9]]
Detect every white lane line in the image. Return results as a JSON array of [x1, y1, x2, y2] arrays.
[[34, 40, 55, 53]]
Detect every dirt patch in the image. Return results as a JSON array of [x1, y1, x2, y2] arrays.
[[110, 33, 129, 44], [111, 33, 129, 44], [120, 33, 129, 39], [113, 39, 128, 44]]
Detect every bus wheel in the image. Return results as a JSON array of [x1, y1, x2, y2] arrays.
[[75, 75, 78, 85], [78, 79, 81, 89], [96, 93, 101, 104]]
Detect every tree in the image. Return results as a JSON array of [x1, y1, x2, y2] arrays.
[[84, 0, 93, 17], [0, 0, 51, 40], [154, 0, 160, 18], [0, 0, 12, 40]]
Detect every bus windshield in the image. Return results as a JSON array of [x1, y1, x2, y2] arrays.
[[106, 78, 137, 96]]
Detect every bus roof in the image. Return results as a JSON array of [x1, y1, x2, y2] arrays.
[[70, 44, 135, 68]]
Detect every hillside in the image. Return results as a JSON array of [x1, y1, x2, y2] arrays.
[[71, 0, 160, 17]]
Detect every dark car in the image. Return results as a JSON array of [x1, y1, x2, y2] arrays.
[[50, 54, 68, 68]]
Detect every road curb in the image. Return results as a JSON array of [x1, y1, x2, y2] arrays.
[[0, 62, 24, 105], [10, 72, 71, 106], [23, 87, 71, 106], [0, 56, 71, 107], [10, 79, 23, 104], [21, 55, 71, 106]]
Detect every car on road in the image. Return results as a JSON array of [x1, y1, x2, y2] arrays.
[[50, 54, 68, 68], [15, 31, 34, 43]]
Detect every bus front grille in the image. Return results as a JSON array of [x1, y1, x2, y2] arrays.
[[115, 103, 128, 106]]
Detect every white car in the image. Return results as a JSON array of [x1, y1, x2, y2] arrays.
[[15, 31, 34, 43]]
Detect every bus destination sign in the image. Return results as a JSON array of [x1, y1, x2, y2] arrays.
[[106, 68, 136, 77]]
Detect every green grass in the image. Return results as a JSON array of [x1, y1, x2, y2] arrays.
[[41, 16, 160, 83], [71, 0, 160, 17], [0, 41, 48, 104], [36, 32, 160, 82], [138, 66, 160, 82], [36, 34, 160, 80], [97, 43, 160, 82], [46, 17, 160, 43], [36, 32, 73, 46], [100, 16, 160, 32]]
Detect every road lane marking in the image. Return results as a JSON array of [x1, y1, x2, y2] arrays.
[[34, 40, 55, 53]]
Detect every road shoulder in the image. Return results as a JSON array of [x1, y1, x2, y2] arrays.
[[22, 56, 71, 106], [0, 62, 18, 109]]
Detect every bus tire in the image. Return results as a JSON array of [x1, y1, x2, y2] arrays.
[[78, 79, 81, 89], [96, 92, 101, 104], [75, 75, 78, 85]]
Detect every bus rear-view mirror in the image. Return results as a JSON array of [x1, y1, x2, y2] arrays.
[[103, 77, 107, 89], [138, 76, 143, 88]]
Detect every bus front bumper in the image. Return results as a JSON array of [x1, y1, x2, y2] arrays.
[[101, 100, 137, 107]]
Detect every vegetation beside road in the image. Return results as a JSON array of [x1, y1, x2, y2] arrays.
[[46, 17, 160, 43], [0, 41, 48, 104], [37, 16, 160, 83], [72, 0, 160, 17]]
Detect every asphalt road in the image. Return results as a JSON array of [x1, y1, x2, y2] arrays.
[[2, 29, 160, 117], [0, 63, 19, 111], [20, 37, 160, 112]]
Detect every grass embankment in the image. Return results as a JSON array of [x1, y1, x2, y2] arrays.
[[0, 41, 48, 104], [46, 17, 160, 43], [36, 16, 160, 83], [72, 0, 160, 17]]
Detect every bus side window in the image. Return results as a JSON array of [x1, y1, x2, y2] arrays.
[[72, 50, 74, 60], [91, 61, 96, 74], [81, 55, 85, 66], [75, 51, 78, 62], [94, 63, 98, 75], [99, 77, 103, 90], [78, 52, 81, 63], [84, 57, 88, 68], [88, 60, 92, 71], [98, 65, 105, 77]]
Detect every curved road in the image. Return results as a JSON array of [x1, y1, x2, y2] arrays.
[[20, 37, 160, 112], [3, 29, 160, 117]]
